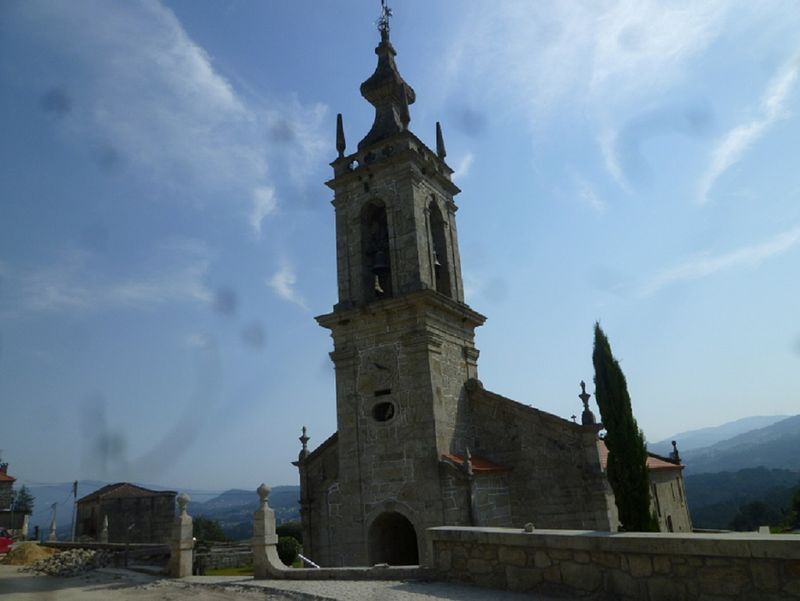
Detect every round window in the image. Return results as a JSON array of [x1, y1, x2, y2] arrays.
[[372, 401, 396, 422]]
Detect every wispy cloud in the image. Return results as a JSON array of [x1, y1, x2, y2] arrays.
[[599, 130, 632, 193], [250, 186, 278, 235], [698, 57, 800, 204], [268, 261, 307, 309], [184, 333, 213, 350], [1, 240, 214, 316], [443, 1, 728, 123], [571, 172, 607, 213], [11, 0, 327, 229], [452, 152, 475, 181], [641, 225, 800, 295]]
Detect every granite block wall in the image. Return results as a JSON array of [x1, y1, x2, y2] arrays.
[[429, 526, 800, 600]]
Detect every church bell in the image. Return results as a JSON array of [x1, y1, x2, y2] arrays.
[[372, 250, 389, 275]]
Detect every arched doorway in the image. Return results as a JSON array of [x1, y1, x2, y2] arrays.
[[367, 511, 419, 565]]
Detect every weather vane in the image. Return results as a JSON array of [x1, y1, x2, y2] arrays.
[[377, 0, 392, 36]]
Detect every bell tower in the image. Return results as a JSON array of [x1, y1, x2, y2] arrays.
[[326, 23, 468, 309], [308, 5, 486, 567]]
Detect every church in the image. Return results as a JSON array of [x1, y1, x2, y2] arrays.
[[294, 9, 691, 568]]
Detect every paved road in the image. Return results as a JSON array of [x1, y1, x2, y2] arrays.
[[0, 566, 568, 601], [184, 574, 565, 600]]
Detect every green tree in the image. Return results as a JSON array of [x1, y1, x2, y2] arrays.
[[592, 323, 658, 532], [729, 501, 779, 531], [785, 487, 800, 530], [277, 536, 301, 566], [192, 516, 227, 542], [276, 521, 303, 544], [13, 485, 35, 513]]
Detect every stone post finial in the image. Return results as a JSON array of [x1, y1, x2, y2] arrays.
[[464, 447, 474, 477], [48, 503, 58, 542], [336, 114, 346, 158], [670, 440, 681, 463], [257, 483, 271, 505], [100, 515, 109, 543], [177, 493, 190, 516], [579, 380, 597, 426], [436, 121, 447, 159], [253, 483, 279, 579], [169, 493, 193, 578]]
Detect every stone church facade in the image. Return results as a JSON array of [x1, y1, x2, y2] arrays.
[[295, 18, 690, 568]]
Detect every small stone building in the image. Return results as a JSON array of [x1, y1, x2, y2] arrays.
[[295, 15, 691, 567], [76, 483, 176, 544], [0, 462, 29, 536], [596, 440, 691, 533], [0, 463, 15, 510]]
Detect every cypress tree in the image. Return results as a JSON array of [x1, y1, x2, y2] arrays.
[[592, 322, 658, 532]]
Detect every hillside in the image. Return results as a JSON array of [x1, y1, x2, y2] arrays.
[[649, 415, 789, 456], [684, 467, 800, 529], [681, 415, 800, 474], [190, 485, 300, 540]]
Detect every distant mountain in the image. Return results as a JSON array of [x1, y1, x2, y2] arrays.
[[684, 467, 800, 529], [649, 415, 789, 456], [681, 415, 800, 474], [190, 485, 300, 540]]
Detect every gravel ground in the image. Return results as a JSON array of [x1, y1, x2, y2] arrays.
[[0, 565, 567, 601]]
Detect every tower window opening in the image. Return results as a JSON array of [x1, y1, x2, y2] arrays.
[[361, 202, 393, 301], [429, 202, 452, 298], [374, 388, 391, 397]]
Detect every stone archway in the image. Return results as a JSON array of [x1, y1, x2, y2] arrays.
[[367, 511, 419, 566]]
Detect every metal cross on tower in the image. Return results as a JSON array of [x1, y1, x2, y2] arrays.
[[377, 0, 392, 37]]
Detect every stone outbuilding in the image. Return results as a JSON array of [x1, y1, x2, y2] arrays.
[[0, 462, 30, 536], [596, 440, 691, 533], [295, 12, 691, 568], [76, 482, 176, 544], [0, 463, 16, 511]]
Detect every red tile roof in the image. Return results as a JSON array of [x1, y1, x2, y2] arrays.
[[0, 463, 15, 482], [596, 440, 682, 471], [442, 453, 510, 473]]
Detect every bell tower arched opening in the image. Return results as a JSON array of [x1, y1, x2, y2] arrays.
[[367, 511, 419, 565], [429, 201, 452, 298], [361, 201, 393, 302]]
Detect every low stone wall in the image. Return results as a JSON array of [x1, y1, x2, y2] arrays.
[[428, 526, 800, 600], [196, 543, 252, 571]]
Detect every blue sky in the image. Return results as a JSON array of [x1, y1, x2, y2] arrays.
[[1, 1, 799, 491]]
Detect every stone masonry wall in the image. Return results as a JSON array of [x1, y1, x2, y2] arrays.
[[429, 526, 800, 600], [0, 482, 14, 511], [467, 384, 614, 531], [299, 434, 339, 567], [196, 542, 252, 571], [315, 290, 484, 567], [472, 474, 512, 527], [76, 495, 174, 544], [650, 469, 692, 533]]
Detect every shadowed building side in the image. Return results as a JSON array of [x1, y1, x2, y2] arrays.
[[75, 482, 176, 544]]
